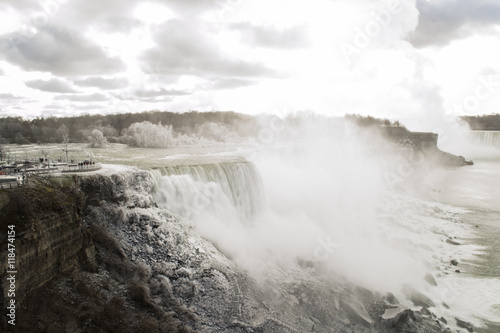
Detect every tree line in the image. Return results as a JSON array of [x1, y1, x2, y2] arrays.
[[461, 114, 500, 130], [0, 111, 259, 145]]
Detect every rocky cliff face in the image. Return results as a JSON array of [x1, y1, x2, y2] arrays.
[[0, 177, 97, 330]]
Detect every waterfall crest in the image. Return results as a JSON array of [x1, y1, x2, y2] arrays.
[[151, 161, 264, 222]]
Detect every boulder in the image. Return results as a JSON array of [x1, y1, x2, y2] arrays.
[[340, 298, 374, 328], [402, 285, 436, 308], [384, 292, 399, 305], [455, 318, 474, 332], [381, 306, 422, 330], [451, 259, 458, 266]]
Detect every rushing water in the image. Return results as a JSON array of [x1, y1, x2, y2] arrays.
[[151, 162, 265, 222], [425, 149, 500, 332]]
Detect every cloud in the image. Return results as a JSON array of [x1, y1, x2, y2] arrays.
[[210, 78, 255, 90], [133, 88, 190, 98], [0, 68, 4, 76], [411, 0, 500, 47], [94, 16, 143, 33], [141, 20, 276, 79], [113, 88, 191, 102], [232, 23, 310, 49], [74, 77, 129, 89], [26, 78, 77, 93], [0, 93, 24, 100], [54, 93, 109, 102], [0, 25, 125, 76], [154, 0, 225, 16]]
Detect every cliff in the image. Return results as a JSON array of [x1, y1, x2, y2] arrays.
[[382, 126, 473, 168], [0, 177, 97, 328], [0, 170, 447, 333]]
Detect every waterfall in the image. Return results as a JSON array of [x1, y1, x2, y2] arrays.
[[151, 161, 264, 223], [470, 131, 500, 148]]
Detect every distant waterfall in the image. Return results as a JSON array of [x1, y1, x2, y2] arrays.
[[151, 162, 265, 223], [470, 131, 500, 148]]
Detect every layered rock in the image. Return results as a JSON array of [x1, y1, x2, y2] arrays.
[[0, 177, 97, 330]]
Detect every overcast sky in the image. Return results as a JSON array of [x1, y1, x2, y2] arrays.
[[0, 0, 499, 129]]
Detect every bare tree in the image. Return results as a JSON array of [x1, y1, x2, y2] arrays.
[[61, 134, 70, 162]]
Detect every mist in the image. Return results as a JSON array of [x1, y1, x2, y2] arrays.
[[152, 115, 436, 296]]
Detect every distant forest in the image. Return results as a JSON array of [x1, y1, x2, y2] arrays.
[[461, 114, 500, 130], [0, 111, 259, 145], [0, 111, 407, 147]]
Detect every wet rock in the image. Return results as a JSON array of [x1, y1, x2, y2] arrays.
[[424, 273, 438, 286], [446, 239, 461, 246], [451, 259, 458, 266], [439, 317, 447, 324], [299, 317, 315, 331], [456, 318, 474, 332], [420, 307, 433, 318], [354, 286, 375, 302], [402, 285, 436, 308], [381, 306, 422, 330], [455, 269, 461, 273], [340, 298, 374, 328], [384, 292, 399, 305], [176, 267, 193, 278]]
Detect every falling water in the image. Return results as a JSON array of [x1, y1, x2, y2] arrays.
[[151, 161, 265, 222]]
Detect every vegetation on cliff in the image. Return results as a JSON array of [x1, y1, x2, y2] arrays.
[[461, 114, 500, 130]]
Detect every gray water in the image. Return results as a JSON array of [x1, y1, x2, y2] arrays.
[[426, 152, 500, 332]]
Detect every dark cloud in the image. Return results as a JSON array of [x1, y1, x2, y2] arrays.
[[54, 93, 109, 102], [26, 78, 77, 93], [411, 0, 500, 47], [232, 23, 310, 49], [141, 20, 276, 79], [74, 77, 129, 90], [0, 25, 125, 76]]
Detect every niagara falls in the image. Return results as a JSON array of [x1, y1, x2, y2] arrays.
[[1, 1, 500, 333]]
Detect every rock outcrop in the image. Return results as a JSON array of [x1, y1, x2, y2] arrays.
[[383, 126, 474, 168]]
